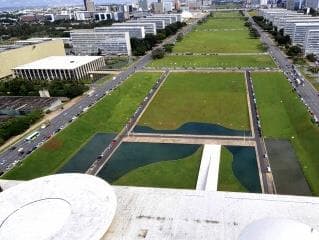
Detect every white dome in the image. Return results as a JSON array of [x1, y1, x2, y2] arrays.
[[0, 173, 117, 240], [182, 11, 193, 20], [239, 218, 319, 240]]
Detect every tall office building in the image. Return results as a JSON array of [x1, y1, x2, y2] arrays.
[[139, 0, 148, 10], [84, 0, 96, 12], [305, 0, 319, 10], [286, 0, 304, 10]]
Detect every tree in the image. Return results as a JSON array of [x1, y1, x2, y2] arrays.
[[163, 44, 174, 53], [306, 53, 317, 62], [151, 48, 165, 59], [287, 45, 302, 57]]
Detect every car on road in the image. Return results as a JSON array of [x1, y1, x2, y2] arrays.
[[17, 147, 24, 154]]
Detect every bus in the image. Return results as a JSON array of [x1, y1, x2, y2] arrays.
[[25, 131, 40, 141]]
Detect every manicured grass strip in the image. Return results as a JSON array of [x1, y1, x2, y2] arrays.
[[218, 146, 247, 192], [252, 72, 319, 195], [139, 72, 250, 131], [113, 146, 203, 189], [2, 72, 161, 180], [196, 17, 245, 30], [174, 30, 264, 53], [149, 55, 275, 68]]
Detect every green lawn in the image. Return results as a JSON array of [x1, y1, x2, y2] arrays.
[[113, 146, 203, 188], [252, 72, 319, 195], [2, 72, 161, 180], [173, 30, 264, 53], [218, 146, 247, 192], [149, 54, 275, 68], [138, 72, 250, 131], [196, 16, 245, 30]]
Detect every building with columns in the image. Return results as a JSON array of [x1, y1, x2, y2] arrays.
[[13, 56, 105, 81]]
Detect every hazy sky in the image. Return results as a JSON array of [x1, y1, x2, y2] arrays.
[[0, 0, 134, 8]]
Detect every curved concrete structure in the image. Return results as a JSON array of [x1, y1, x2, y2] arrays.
[[0, 174, 116, 240], [239, 218, 319, 240]]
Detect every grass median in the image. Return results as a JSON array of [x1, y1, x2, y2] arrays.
[[148, 54, 276, 69], [252, 72, 319, 195], [138, 72, 250, 131], [2, 72, 161, 180]]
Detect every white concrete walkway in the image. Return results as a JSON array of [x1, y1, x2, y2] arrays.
[[196, 144, 221, 191]]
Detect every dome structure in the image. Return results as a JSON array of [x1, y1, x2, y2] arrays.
[[0, 173, 116, 240], [239, 217, 319, 240]]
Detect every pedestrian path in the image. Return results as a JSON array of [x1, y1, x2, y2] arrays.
[[196, 144, 221, 191]]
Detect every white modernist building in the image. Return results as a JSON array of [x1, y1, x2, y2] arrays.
[[113, 22, 157, 35], [292, 22, 319, 45], [95, 26, 145, 39], [277, 16, 319, 31], [71, 31, 132, 56], [145, 16, 172, 25], [129, 19, 166, 29], [284, 18, 319, 36], [13, 56, 105, 81], [304, 29, 319, 55]]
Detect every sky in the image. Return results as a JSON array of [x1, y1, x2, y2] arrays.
[[0, 0, 135, 9]]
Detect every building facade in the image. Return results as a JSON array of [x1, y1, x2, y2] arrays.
[[113, 22, 157, 35], [292, 22, 319, 45], [0, 39, 65, 79], [304, 29, 319, 55], [95, 26, 146, 39], [84, 0, 96, 12], [71, 31, 132, 56], [13, 56, 105, 81], [129, 19, 166, 29]]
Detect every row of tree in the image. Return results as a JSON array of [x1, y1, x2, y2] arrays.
[[130, 21, 186, 56], [0, 110, 43, 145], [0, 78, 88, 99], [245, 21, 260, 38], [0, 20, 113, 39], [252, 16, 303, 58]]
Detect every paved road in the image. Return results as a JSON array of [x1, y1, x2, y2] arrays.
[[0, 20, 199, 174], [246, 12, 319, 119], [245, 70, 276, 194]]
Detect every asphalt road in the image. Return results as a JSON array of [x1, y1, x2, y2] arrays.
[[247, 12, 319, 119], [0, 20, 199, 175], [245, 70, 275, 194]]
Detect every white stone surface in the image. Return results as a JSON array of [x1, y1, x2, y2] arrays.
[[14, 56, 103, 70], [0, 174, 116, 240], [103, 186, 319, 240], [196, 144, 221, 191], [239, 218, 319, 240]]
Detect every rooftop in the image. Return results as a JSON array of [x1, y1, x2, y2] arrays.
[[0, 174, 116, 240], [13, 56, 103, 70], [1, 175, 319, 239]]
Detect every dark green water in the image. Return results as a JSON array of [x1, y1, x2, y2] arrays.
[[58, 133, 116, 173], [97, 142, 201, 183], [134, 122, 251, 136], [227, 146, 261, 193], [265, 139, 311, 196]]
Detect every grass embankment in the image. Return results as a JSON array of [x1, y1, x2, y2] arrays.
[[149, 55, 275, 68], [218, 146, 247, 192], [2, 72, 161, 180], [113, 147, 203, 188], [138, 72, 250, 131], [252, 72, 319, 195]]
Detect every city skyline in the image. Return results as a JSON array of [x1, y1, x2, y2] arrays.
[[0, 0, 136, 9]]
